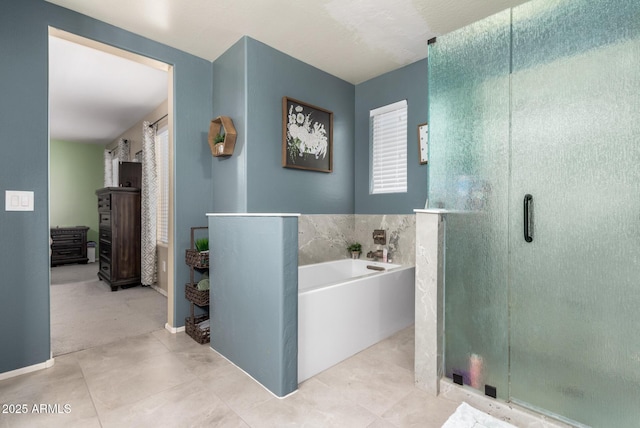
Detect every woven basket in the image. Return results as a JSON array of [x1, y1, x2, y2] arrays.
[[185, 249, 209, 268], [185, 314, 210, 344], [185, 282, 209, 306]]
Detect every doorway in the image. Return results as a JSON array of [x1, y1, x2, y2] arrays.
[[48, 28, 175, 355]]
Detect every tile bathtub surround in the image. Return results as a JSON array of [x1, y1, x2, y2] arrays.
[[298, 215, 354, 265], [298, 214, 416, 266], [414, 211, 445, 395], [354, 215, 416, 267]]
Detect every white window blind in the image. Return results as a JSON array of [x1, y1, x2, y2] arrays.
[[156, 125, 169, 244], [370, 100, 407, 194]]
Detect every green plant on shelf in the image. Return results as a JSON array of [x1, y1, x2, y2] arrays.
[[195, 237, 209, 252], [214, 133, 225, 144]]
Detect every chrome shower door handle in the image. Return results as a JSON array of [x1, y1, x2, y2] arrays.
[[524, 194, 533, 243]]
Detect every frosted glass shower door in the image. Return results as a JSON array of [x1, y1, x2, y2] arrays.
[[509, 1, 640, 425], [428, 11, 511, 399]]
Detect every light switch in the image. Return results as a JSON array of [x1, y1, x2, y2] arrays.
[[5, 190, 34, 211]]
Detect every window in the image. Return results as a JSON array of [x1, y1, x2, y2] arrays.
[[156, 125, 169, 244], [370, 100, 407, 194]]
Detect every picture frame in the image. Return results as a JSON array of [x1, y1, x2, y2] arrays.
[[282, 97, 333, 173], [418, 122, 428, 164]]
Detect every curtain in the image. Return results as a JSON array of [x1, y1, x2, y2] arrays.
[[104, 148, 113, 187], [117, 138, 130, 162], [103, 138, 130, 187], [141, 122, 158, 286]]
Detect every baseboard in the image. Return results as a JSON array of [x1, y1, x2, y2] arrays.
[[0, 357, 55, 381], [208, 346, 298, 400], [151, 284, 168, 297], [165, 323, 185, 334]]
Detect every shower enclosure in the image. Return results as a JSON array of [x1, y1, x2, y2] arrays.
[[428, 0, 640, 426]]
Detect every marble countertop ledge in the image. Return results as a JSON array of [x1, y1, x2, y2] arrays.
[[414, 209, 478, 214], [414, 209, 449, 214], [206, 213, 301, 217]]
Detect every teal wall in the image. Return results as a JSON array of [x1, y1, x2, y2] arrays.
[[354, 59, 429, 214], [211, 38, 426, 215], [246, 38, 355, 214], [209, 215, 298, 397], [206, 38, 426, 395], [211, 37, 355, 214], [212, 38, 248, 212], [0, 0, 212, 373], [1, 0, 428, 376], [50, 140, 104, 244]]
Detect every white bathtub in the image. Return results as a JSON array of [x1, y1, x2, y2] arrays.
[[298, 259, 415, 382]]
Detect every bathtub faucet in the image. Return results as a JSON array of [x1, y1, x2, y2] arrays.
[[373, 229, 386, 245], [367, 250, 384, 260]]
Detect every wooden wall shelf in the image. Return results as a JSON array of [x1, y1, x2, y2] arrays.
[[208, 116, 237, 157]]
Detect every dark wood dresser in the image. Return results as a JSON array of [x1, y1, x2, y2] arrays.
[[96, 187, 141, 291], [50, 226, 89, 266]]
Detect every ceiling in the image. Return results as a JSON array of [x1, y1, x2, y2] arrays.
[[46, 0, 529, 145], [49, 35, 168, 145]]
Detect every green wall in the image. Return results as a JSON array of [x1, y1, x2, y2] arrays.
[[50, 140, 104, 244]]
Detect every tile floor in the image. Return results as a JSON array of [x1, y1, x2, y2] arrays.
[[0, 325, 469, 427], [50, 280, 167, 356]]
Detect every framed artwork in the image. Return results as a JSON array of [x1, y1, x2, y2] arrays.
[[282, 97, 333, 173], [418, 122, 428, 164]]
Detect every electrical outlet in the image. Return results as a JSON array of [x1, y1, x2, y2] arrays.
[[162, 261, 166, 272]]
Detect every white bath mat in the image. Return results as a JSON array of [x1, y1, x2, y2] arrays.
[[442, 402, 517, 428]]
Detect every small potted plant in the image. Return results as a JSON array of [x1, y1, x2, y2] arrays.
[[214, 133, 225, 155], [187, 237, 209, 267], [195, 237, 209, 253], [347, 242, 362, 259]]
